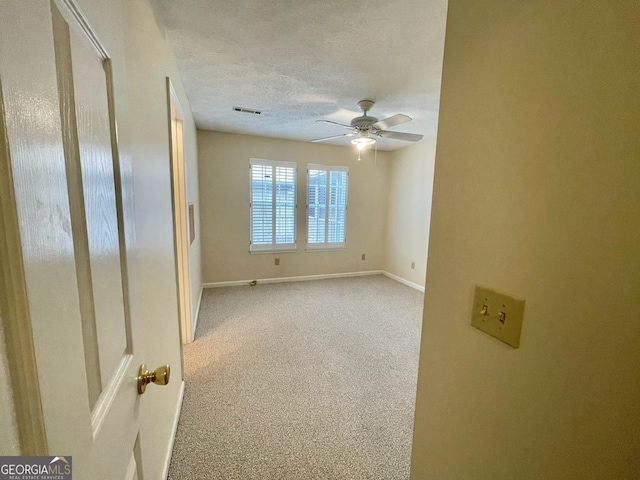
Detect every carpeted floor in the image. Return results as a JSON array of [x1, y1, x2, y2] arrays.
[[168, 275, 424, 480]]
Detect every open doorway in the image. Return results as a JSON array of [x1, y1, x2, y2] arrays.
[[167, 79, 192, 346]]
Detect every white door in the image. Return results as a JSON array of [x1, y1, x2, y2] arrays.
[[0, 1, 164, 478]]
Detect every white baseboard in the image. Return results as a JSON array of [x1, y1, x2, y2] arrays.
[[203, 270, 383, 288], [382, 271, 425, 292], [202, 270, 424, 293], [162, 380, 185, 480], [191, 285, 203, 342]]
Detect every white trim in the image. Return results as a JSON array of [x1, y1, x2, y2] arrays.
[[203, 270, 383, 288], [91, 354, 133, 437], [0, 65, 47, 453], [202, 270, 426, 293], [167, 78, 193, 346], [305, 243, 346, 251], [307, 163, 349, 172], [250, 244, 296, 254], [382, 271, 425, 292], [250, 158, 296, 169], [191, 285, 203, 342], [249, 249, 297, 255], [162, 380, 185, 480], [56, 0, 110, 60]]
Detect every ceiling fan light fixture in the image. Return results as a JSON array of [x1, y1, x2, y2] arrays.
[[351, 136, 376, 150]]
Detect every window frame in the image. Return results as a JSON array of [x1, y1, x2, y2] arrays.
[[249, 158, 297, 254], [306, 163, 349, 251]]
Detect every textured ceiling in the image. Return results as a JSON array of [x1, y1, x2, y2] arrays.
[[154, 0, 448, 150]]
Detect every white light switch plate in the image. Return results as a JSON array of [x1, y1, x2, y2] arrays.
[[471, 285, 525, 348]]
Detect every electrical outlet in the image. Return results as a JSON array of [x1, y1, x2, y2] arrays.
[[274, 258, 280, 266], [361, 254, 366, 261], [471, 285, 525, 348], [411, 261, 415, 269]]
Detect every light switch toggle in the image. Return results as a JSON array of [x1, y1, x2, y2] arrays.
[[471, 286, 525, 348]]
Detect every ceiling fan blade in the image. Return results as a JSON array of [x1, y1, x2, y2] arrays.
[[310, 133, 355, 143], [316, 119, 353, 129], [371, 114, 412, 130], [377, 131, 424, 142]]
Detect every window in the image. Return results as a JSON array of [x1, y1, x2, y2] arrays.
[[307, 164, 348, 250], [249, 158, 296, 252]]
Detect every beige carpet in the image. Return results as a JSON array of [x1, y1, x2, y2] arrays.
[[168, 275, 423, 479]]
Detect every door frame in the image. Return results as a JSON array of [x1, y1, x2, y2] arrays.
[[166, 79, 193, 347]]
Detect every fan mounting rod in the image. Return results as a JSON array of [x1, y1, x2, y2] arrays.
[[357, 99, 375, 115]]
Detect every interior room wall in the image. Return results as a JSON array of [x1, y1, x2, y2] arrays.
[[148, 0, 202, 335], [411, 1, 640, 479], [383, 139, 436, 288], [89, 0, 200, 477], [198, 130, 391, 283]]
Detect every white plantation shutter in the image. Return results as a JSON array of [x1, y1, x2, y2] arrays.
[[250, 162, 273, 246], [307, 164, 348, 249], [307, 169, 326, 245], [275, 165, 295, 244], [250, 158, 296, 252], [328, 170, 347, 243]]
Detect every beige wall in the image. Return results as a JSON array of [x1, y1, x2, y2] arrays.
[[383, 140, 436, 288], [149, 2, 203, 336], [411, 1, 640, 479], [122, 0, 200, 477], [198, 130, 391, 282], [125, 0, 202, 334]]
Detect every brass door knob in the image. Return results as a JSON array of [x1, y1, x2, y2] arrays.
[[137, 364, 170, 394]]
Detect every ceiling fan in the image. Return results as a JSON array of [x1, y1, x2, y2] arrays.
[[311, 100, 423, 149]]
